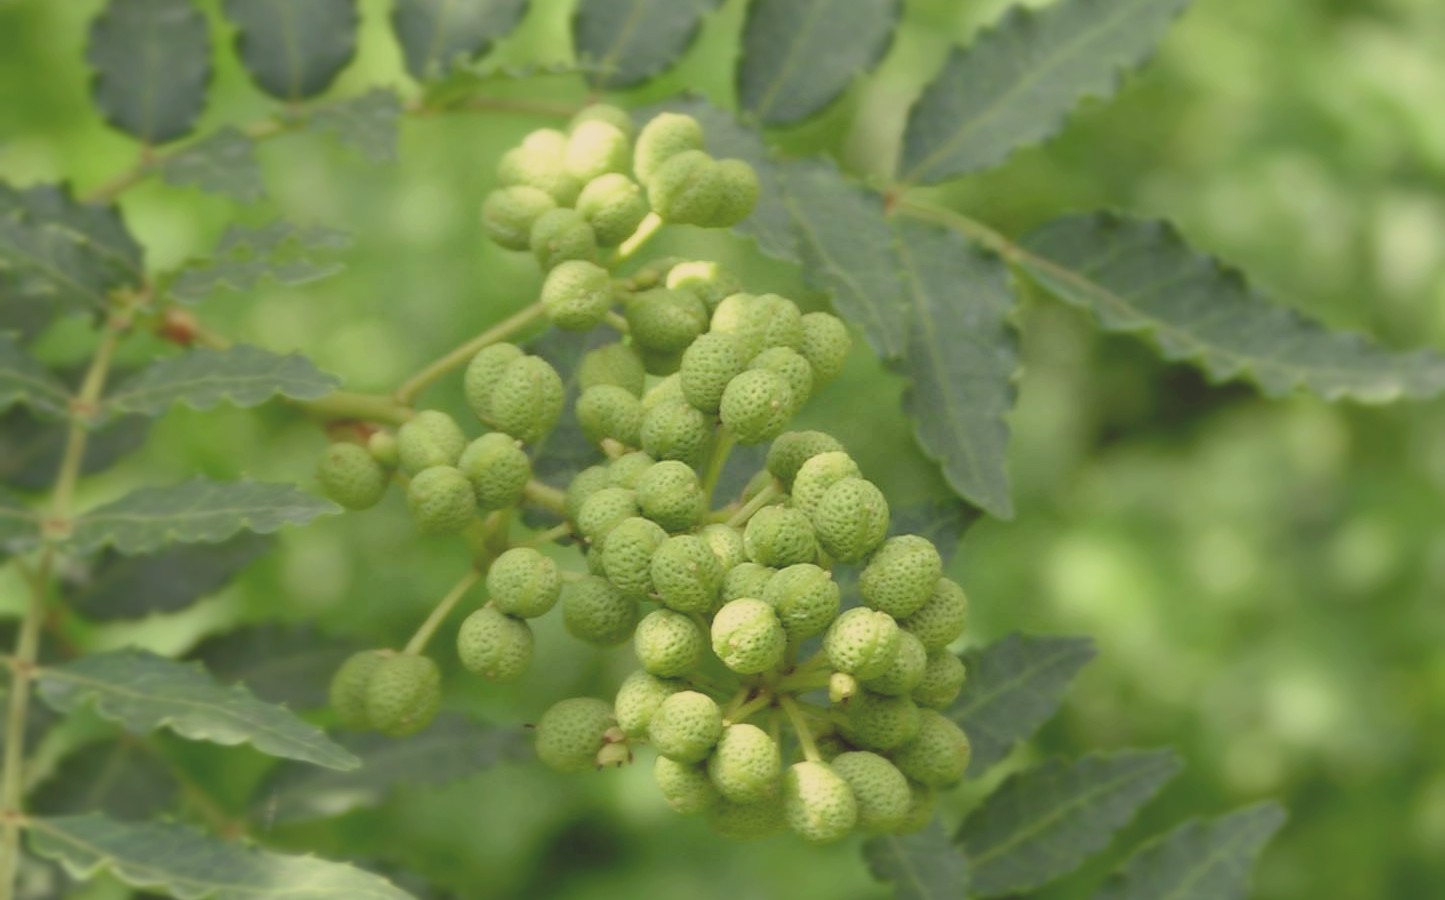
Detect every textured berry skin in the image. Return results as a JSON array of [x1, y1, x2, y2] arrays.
[[655, 756, 720, 815], [783, 761, 858, 843], [890, 709, 970, 788], [791, 450, 860, 515], [647, 150, 724, 226], [575, 486, 638, 545], [397, 410, 466, 476], [600, 516, 668, 597], [530, 207, 597, 269], [640, 399, 712, 470], [497, 129, 582, 205], [720, 368, 793, 445], [625, 288, 708, 354], [913, 650, 967, 709], [649, 690, 723, 763], [766, 431, 846, 487], [564, 119, 630, 183], [679, 331, 750, 414], [634, 608, 705, 676], [457, 433, 530, 510], [534, 697, 616, 773], [698, 523, 746, 573], [708, 723, 781, 804], [711, 293, 803, 357], [721, 562, 775, 604], [812, 477, 890, 563], [711, 598, 786, 674], [615, 670, 683, 738], [748, 347, 813, 415], [798, 312, 852, 384], [481, 185, 556, 250], [607, 450, 656, 489], [456, 605, 533, 682], [575, 173, 649, 246], [329, 649, 392, 730], [743, 506, 818, 568], [464, 343, 525, 423], [831, 751, 910, 833], [570, 103, 635, 139], [487, 547, 561, 618], [712, 158, 759, 227], [708, 797, 787, 840], [407, 466, 476, 535], [634, 460, 705, 532], [637, 345, 683, 377], [863, 630, 928, 696], [367, 431, 399, 468], [365, 654, 442, 738], [825, 607, 902, 680], [561, 575, 639, 646], [641, 374, 684, 412], [901, 577, 969, 651], [898, 781, 937, 834], [859, 535, 943, 619], [579, 342, 646, 397], [667, 260, 743, 313], [577, 385, 643, 448], [651, 535, 723, 614], [634, 112, 704, 183], [489, 356, 565, 444], [761, 563, 839, 641], [565, 465, 611, 522], [541, 259, 614, 331], [843, 691, 921, 752], [317, 442, 388, 511]]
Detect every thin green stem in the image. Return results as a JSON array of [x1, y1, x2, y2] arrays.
[[699, 430, 735, 506], [522, 480, 568, 516], [723, 482, 782, 528], [521, 522, 572, 548], [394, 302, 547, 405], [298, 390, 414, 426], [779, 695, 821, 763], [403, 569, 482, 656], [725, 692, 775, 726], [894, 198, 1021, 263], [612, 212, 663, 265], [602, 310, 630, 334], [720, 687, 752, 720]]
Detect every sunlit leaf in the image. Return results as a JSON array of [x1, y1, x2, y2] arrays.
[[222, 0, 360, 101], [391, 0, 530, 81], [573, 0, 723, 89], [86, 0, 211, 144]]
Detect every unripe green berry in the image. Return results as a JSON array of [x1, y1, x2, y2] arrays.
[[655, 756, 720, 815], [913, 650, 967, 709], [711, 598, 786, 674], [708, 723, 781, 804], [711, 293, 803, 357], [634, 608, 706, 676], [577, 385, 644, 448], [798, 312, 851, 384], [601, 516, 668, 597], [651, 535, 723, 613], [712, 158, 759, 227], [831, 751, 911, 834], [407, 466, 476, 535], [530, 207, 597, 269], [576, 486, 638, 545], [487, 547, 561, 618], [783, 761, 858, 843], [541, 260, 614, 331], [564, 119, 630, 183], [397, 410, 466, 476], [317, 442, 388, 511], [456, 605, 533, 682], [640, 399, 712, 470], [367, 431, 400, 468], [615, 669, 683, 738], [647, 150, 725, 226], [825, 607, 901, 680], [464, 343, 525, 423], [497, 129, 583, 205], [666, 260, 743, 313], [890, 709, 970, 788], [634, 112, 705, 183], [843, 690, 920, 752], [698, 523, 746, 572], [748, 347, 813, 415], [720, 369, 793, 445], [901, 578, 969, 651], [624, 288, 708, 355], [761, 563, 839, 641], [743, 506, 818, 568], [708, 797, 787, 840], [457, 432, 530, 510], [766, 431, 846, 487], [481, 185, 556, 251], [859, 535, 943, 619], [649, 690, 723, 763], [625, 255, 686, 291], [329, 649, 392, 730], [812, 477, 890, 563], [863, 630, 928, 696], [489, 356, 565, 444], [898, 781, 937, 833], [575, 173, 649, 246], [561, 575, 639, 646], [791, 450, 861, 516], [721, 562, 775, 604], [579, 342, 647, 397], [534, 697, 617, 773], [364, 654, 442, 738], [641, 373, 685, 412], [570, 103, 635, 139], [637, 345, 684, 377], [566, 465, 611, 522], [635, 460, 704, 532], [679, 331, 750, 414]]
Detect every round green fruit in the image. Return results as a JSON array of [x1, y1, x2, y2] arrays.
[[561, 576, 639, 647], [481, 185, 555, 251], [831, 751, 910, 834], [397, 410, 466, 476], [457, 432, 530, 510], [540, 259, 614, 331], [648, 690, 723, 763], [711, 598, 786, 675], [743, 506, 818, 568], [364, 654, 442, 738], [707, 723, 781, 804], [859, 535, 943, 619], [456, 605, 533, 682], [633, 608, 705, 677], [651, 535, 724, 614], [615, 669, 683, 739], [486, 547, 561, 618], [329, 648, 393, 730], [783, 761, 858, 844], [534, 697, 617, 773], [407, 466, 476, 535], [825, 607, 901, 681], [317, 442, 388, 511]]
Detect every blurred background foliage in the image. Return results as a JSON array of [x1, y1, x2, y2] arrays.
[[3, 0, 1444, 897]]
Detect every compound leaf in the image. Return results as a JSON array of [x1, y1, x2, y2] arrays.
[[573, 0, 722, 89], [1094, 802, 1287, 900], [34, 649, 359, 770], [0, 408, 149, 491], [168, 221, 351, 304], [308, 88, 406, 164], [86, 0, 212, 145], [863, 821, 970, 899], [900, 0, 1190, 184], [30, 741, 178, 821], [158, 128, 265, 203], [0, 333, 70, 419], [102, 344, 339, 418], [223, 0, 360, 101], [391, 0, 530, 81], [64, 533, 273, 621], [191, 624, 358, 710]]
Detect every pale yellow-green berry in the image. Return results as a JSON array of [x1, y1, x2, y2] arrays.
[[679, 331, 750, 414], [456, 432, 530, 510], [456, 605, 533, 682], [783, 761, 858, 843], [634, 112, 705, 184], [407, 466, 476, 535], [710, 292, 803, 357], [640, 399, 712, 470], [486, 547, 561, 618], [655, 756, 720, 815], [600, 516, 668, 597], [721, 562, 775, 604], [791, 450, 860, 516], [859, 535, 943, 619], [711, 598, 786, 674], [464, 343, 525, 424], [541, 259, 614, 331], [481, 185, 556, 251], [748, 346, 813, 415], [913, 650, 967, 709], [496, 128, 582, 205], [397, 410, 466, 476], [607, 450, 656, 489], [812, 476, 890, 563], [565, 465, 611, 522], [707, 723, 781, 804], [843, 690, 921, 752], [648, 690, 723, 763], [901, 577, 969, 651], [720, 368, 793, 445], [317, 442, 388, 511], [698, 523, 746, 573], [625, 287, 708, 355], [666, 260, 743, 313], [760, 563, 839, 641], [641, 373, 685, 412], [634, 608, 705, 676], [578, 342, 646, 397], [798, 311, 851, 384], [488, 356, 565, 444], [564, 119, 630, 183], [534, 697, 616, 773], [530, 207, 596, 269], [646, 149, 724, 226], [364, 654, 442, 738], [569, 103, 635, 140], [329, 649, 393, 730], [575, 172, 649, 246], [615, 669, 683, 738], [824, 607, 901, 680], [831, 751, 911, 834], [862, 630, 928, 696], [367, 431, 399, 468], [712, 158, 759, 227], [890, 709, 970, 788], [577, 384, 644, 448], [575, 486, 639, 546], [743, 506, 818, 568], [651, 534, 723, 614], [635, 460, 705, 532], [562, 576, 639, 647]]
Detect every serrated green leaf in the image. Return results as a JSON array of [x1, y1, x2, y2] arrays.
[[223, 0, 360, 102], [391, 0, 530, 81], [191, 624, 357, 710], [309, 88, 405, 164], [958, 749, 1182, 897], [738, 0, 899, 125], [573, 0, 723, 89], [1020, 212, 1445, 401], [0, 486, 41, 558], [64, 533, 272, 621], [102, 344, 339, 418], [66, 478, 339, 556], [0, 332, 70, 419], [258, 714, 529, 823], [168, 221, 351, 304], [0, 182, 145, 314], [0, 407, 150, 491], [894, 219, 1018, 519], [35, 649, 359, 770], [28, 813, 415, 899], [1094, 803, 1286, 900], [899, 0, 1190, 184], [954, 633, 1097, 775], [158, 128, 265, 203], [86, 0, 212, 145], [863, 821, 970, 899], [30, 741, 178, 821]]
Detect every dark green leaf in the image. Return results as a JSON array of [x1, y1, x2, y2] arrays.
[[1094, 803, 1287, 900], [158, 128, 265, 203], [86, 0, 212, 144], [894, 219, 1018, 518], [954, 633, 1097, 775], [0, 408, 150, 491], [899, 0, 1191, 184], [573, 0, 723, 89], [0, 487, 41, 558], [738, 0, 899, 125], [520, 326, 607, 528], [223, 0, 360, 101], [35, 649, 359, 770], [0, 333, 70, 419], [863, 821, 970, 899], [28, 813, 416, 899], [66, 478, 340, 556], [888, 498, 977, 566], [391, 0, 530, 81], [0, 182, 145, 314], [64, 533, 273, 621], [102, 344, 340, 418], [191, 624, 357, 710], [0, 294, 58, 344], [257, 714, 529, 823], [958, 749, 1183, 897], [169, 221, 351, 304], [1021, 212, 1445, 401], [30, 741, 178, 820], [309, 88, 406, 164]]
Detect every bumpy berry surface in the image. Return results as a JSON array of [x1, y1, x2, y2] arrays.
[[898, 782, 937, 834], [890, 709, 970, 788], [783, 761, 858, 844], [634, 460, 705, 532], [561, 575, 639, 647], [655, 756, 720, 815], [902, 577, 969, 651], [457, 605, 534, 682], [913, 649, 967, 709], [707, 723, 781, 804], [464, 343, 525, 423], [651, 535, 723, 614], [601, 516, 668, 597], [812, 476, 890, 563], [367, 431, 399, 468], [487, 547, 561, 618], [575, 173, 649, 246], [497, 129, 581, 205], [615, 670, 683, 738], [641, 374, 684, 411], [797, 312, 851, 384], [640, 399, 712, 469], [575, 486, 639, 545], [407, 466, 476, 535], [625, 288, 708, 354], [843, 690, 921, 752], [534, 697, 616, 773], [698, 523, 746, 573], [489, 356, 565, 444], [317, 442, 388, 511], [791, 450, 861, 515], [721, 562, 775, 603], [824, 607, 901, 680], [577, 384, 644, 448], [711, 598, 786, 674], [748, 347, 813, 415], [540, 259, 614, 331], [634, 112, 704, 183], [667, 260, 742, 313], [397, 410, 466, 476], [863, 630, 928, 696], [481, 185, 556, 250], [743, 506, 818, 568], [647, 150, 724, 226], [634, 608, 705, 676], [570, 103, 635, 139], [648, 690, 723, 763], [711, 158, 759, 227], [711, 293, 802, 357], [457, 432, 530, 510], [859, 535, 943, 619], [719, 368, 793, 445], [329, 649, 392, 730], [364, 654, 442, 738], [565, 464, 611, 522], [761, 564, 839, 640], [578, 342, 646, 396], [563, 119, 630, 183], [607, 450, 656, 488], [765, 431, 845, 487], [679, 331, 750, 414], [831, 751, 911, 833], [530, 207, 596, 269]]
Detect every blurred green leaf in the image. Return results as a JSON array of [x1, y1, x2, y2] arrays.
[[102, 344, 340, 418], [1094, 802, 1287, 900], [862, 821, 969, 899], [0, 486, 41, 558], [190, 624, 357, 710], [222, 0, 360, 102], [521, 326, 608, 526], [1021, 213, 1445, 401], [0, 333, 70, 419], [391, 0, 530, 82], [309, 89, 405, 164], [899, 0, 1191, 184], [0, 408, 150, 491], [35, 649, 360, 770], [85, 0, 211, 144], [737, 0, 899, 126], [888, 498, 977, 564], [30, 741, 178, 820], [573, 0, 723, 89], [168, 221, 350, 304], [958, 749, 1182, 897], [158, 128, 265, 203], [64, 533, 273, 621]]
